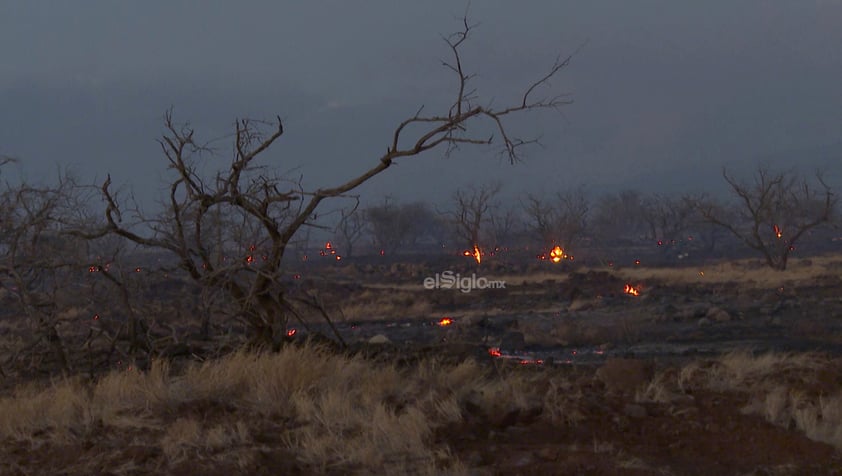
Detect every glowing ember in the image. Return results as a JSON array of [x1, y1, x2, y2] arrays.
[[657, 240, 663, 246], [773, 224, 782, 239], [325, 241, 332, 249], [287, 328, 297, 337], [379, 249, 385, 256], [293, 273, 301, 280], [438, 317, 453, 327], [634, 259, 641, 265], [335, 255, 342, 261], [549, 245, 566, 263], [134, 267, 142, 272], [92, 313, 99, 321], [624, 284, 641, 296], [699, 271, 705, 276], [488, 347, 502, 357]]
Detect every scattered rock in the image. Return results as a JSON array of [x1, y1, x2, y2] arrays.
[[623, 403, 648, 419], [368, 334, 391, 345], [568, 297, 598, 312], [706, 306, 731, 322], [537, 447, 559, 461], [595, 358, 654, 394], [675, 304, 708, 321]]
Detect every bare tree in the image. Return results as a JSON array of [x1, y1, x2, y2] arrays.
[[365, 198, 433, 254], [590, 190, 648, 245], [695, 167, 837, 270], [443, 182, 502, 252], [334, 204, 366, 258], [87, 17, 573, 348], [639, 193, 696, 243], [523, 188, 589, 252], [0, 168, 95, 374], [488, 204, 521, 249], [682, 193, 727, 255]]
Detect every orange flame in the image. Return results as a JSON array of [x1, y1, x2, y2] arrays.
[[549, 245, 566, 263], [438, 317, 453, 327], [287, 328, 297, 337], [464, 244, 482, 264], [325, 241, 332, 249], [488, 347, 502, 357], [773, 224, 782, 239], [624, 284, 641, 296]]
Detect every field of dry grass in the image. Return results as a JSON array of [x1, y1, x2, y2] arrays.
[[1, 344, 840, 474], [0, 343, 565, 475], [613, 255, 842, 287], [638, 351, 842, 449]]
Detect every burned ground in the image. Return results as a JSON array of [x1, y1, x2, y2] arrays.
[[1, 255, 842, 474]]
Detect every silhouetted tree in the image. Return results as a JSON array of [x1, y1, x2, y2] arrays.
[[695, 167, 836, 270], [86, 16, 573, 347]]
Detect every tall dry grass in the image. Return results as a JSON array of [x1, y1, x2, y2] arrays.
[[0, 344, 561, 475], [648, 350, 842, 449]]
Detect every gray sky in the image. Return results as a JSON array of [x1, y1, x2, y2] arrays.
[[1, 1, 841, 207]]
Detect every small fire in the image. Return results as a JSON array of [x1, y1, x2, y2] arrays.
[[287, 328, 297, 337], [624, 284, 641, 296], [773, 224, 782, 239], [464, 244, 481, 264], [438, 317, 453, 327], [488, 347, 502, 357], [379, 249, 385, 256], [325, 241, 332, 250], [549, 245, 566, 263], [335, 255, 342, 261]]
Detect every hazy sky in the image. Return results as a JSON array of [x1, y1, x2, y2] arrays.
[[1, 1, 840, 207]]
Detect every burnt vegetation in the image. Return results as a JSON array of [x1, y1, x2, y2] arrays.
[[2, 15, 842, 476]]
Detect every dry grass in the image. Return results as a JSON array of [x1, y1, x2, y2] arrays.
[[608, 255, 842, 287], [0, 344, 564, 475], [654, 350, 842, 449], [339, 288, 434, 321]]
